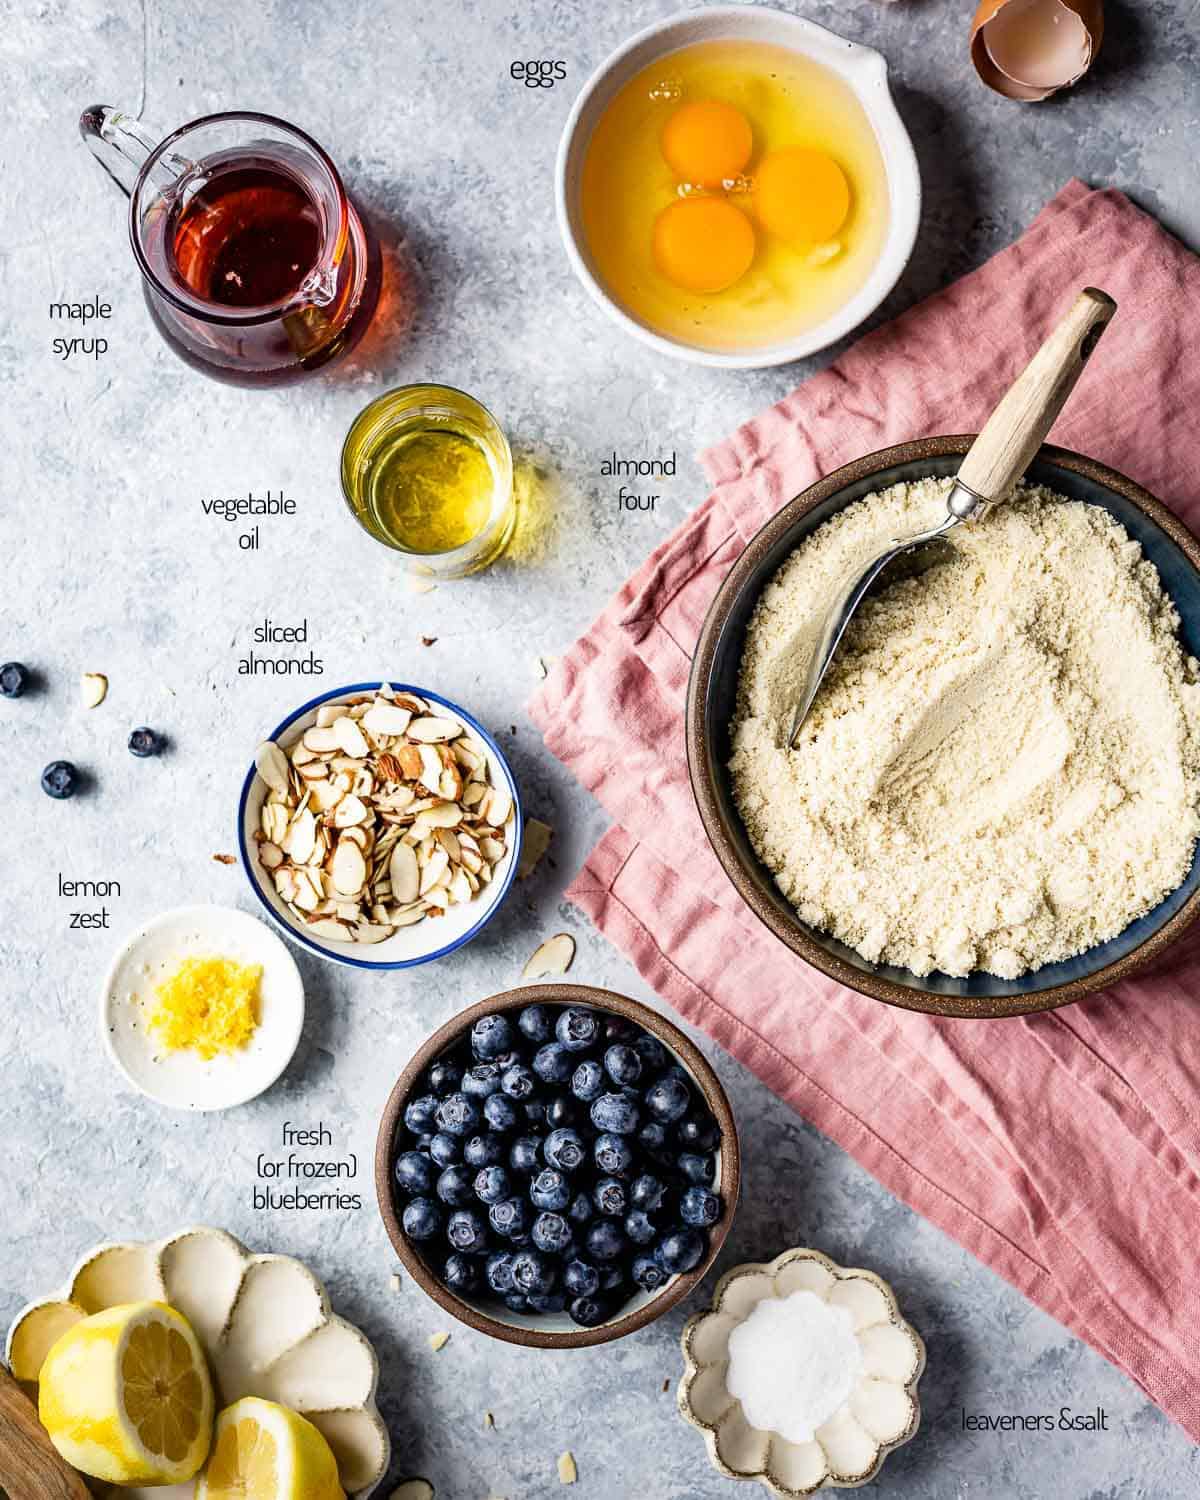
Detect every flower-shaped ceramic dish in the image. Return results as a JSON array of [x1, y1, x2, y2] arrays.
[[238, 681, 522, 970], [679, 1248, 924, 1494], [5, 1227, 390, 1499]]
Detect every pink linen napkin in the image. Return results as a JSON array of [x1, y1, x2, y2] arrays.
[[531, 182, 1200, 1441]]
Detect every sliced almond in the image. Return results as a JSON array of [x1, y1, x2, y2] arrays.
[[333, 794, 370, 828], [316, 704, 343, 728], [258, 841, 284, 870], [307, 918, 354, 942], [285, 809, 317, 864], [340, 825, 371, 851], [302, 725, 340, 753], [518, 818, 554, 879], [308, 779, 345, 813], [479, 836, 506, 863], [391, 907, 427, 928], [487, 786, 514, 828], [427, 1331, 450, 1352], [523, 933, 575, 979], [558, 1453, 577, 1485], [420, 801, 464, 829], [390, 842, 420, 905], [333, 714, 370, 758], [353, 922, 394, 944], [447, 869, 472, 906], [409, 716, 461, 743], [419, 848, 450, 896], [331, 839, 367, 896], [397, 744, 425, 780], [254, 741, 290, 795], [364, 702, 414, 737], [273, 868, 298, 903], [418, 744, 445, 795], [297, 759, 330, 782], [81, 672, 108, 709]]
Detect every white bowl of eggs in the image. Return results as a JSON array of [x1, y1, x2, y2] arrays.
[[556, 5, 920, 369]]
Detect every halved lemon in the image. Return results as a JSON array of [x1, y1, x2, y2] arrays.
[[38, 1300, 214, 1485], [196, 1397, 344, 1500]]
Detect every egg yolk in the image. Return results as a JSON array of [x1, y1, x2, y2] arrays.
[[660, 99, 754, 187], [753, 147, 850, 244], [652, 196, 756, 295]]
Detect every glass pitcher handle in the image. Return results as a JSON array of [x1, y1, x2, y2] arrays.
[[79, 105, 186, 199]]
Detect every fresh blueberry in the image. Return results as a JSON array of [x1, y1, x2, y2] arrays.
[[471, 1013, 515, 1060], [564, 1258, 600, 1297], [632, 1254, 671, 1292], [658, 1228, 706, 1275], [523, 1099, 548, 1124], [436, 1165, 475, 1207], [544, 1128, 587, 1173], [464, 1133, 504, 1168], [474, 1165, 512, 1205], [679, 1152, 715, 1185], [568, 1191, 593, 1224], [645, 1073, 690, 1124], [484, 1094, 519, 1133], [569, 1294, 612, 1328], [532, 1043, 574, 1085], [630, 1173, 667, 1212], [427, 1060, 463, 1096], [681, 1186, 721, 1227], [604, 1016, 637, 1042], [633, 1034, 670, 1072], [625, 1210, 657, 1246], [0, 662, 29, 699], [530, 1169, 571, 1212], [594, 1132, 635, 1176], [637, 1121, 673, 1165], [444, 1252, 479, 1294], [556, 1007, 600, 1051], [585, 1220, 626, 1262], [489, 1196, 531, 1239], [599, 1263, 627, 1292], [462, 1063, 503, 1098], [393, 1151, 434, 1196], [501, 1063, 536, 1099], [504, 1292, 530, 1313], [593, 1178, 627, 1217], [604, 1044, 642, 1088], [527, 1290, 568, 1313], [401, 1197, 442, 1241], [485, 1251, 517, 1294], [429, 1132, 461, 1168], [509, 1135, 544, 1174], [40, 760, 79, 799], [435, 1092, 481, 1137], [545, 1095, 577, 1130], [447, 1209, 488, 1252], [591, 1092, 640, 1135], [571, 1060, 605, 1102], [677, 1113, 720, 1152], [530, 1211, 573, 1256], [128, 726, 166, 758], [517, 1004, 555, 1043], [404, 1094, 439, 1135], [512, 1249, 558, 1295], [413, 1133, 434, 1151]]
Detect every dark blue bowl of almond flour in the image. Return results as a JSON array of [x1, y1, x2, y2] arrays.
[[687, 437, 1200, 1018]]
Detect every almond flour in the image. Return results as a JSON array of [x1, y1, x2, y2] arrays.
[[730, 478, 1200, 979]]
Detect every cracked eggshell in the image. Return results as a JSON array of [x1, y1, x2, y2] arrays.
[[5, 1226, 390, 1499], [679, 1248, 925, 1495], [971, 0, 1103, 101]]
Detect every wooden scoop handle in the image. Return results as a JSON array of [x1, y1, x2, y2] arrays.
[[957, 286, 1117, 506], [0, 1367, 92, 1499]]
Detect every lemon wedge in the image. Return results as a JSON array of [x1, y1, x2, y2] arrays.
[[197, 1396, 344, 1500], [38, 1300, 214, 1485]]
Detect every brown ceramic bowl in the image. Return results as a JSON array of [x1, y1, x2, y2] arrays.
[[687, 437, 1200, 1020], [375, 983, 741, 1347]]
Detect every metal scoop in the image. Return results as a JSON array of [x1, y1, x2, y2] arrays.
[[787, 287, 1117, 747]]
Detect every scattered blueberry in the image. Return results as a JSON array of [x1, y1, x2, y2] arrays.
[[569, 1294, 611, 1328], [530, 1169, 571, 1212], [404, 1094, 439, 1134], [544, 1128, 586, 1173], [474, 1165, 512, 1205], [394, 1152, 434, 1196], [0, 662, 29, 699], [556, 1007, 600, 1051], [593, 1178, 627, 1217], [501, 1063, 536, 1099], [489, 1196, 531, 1239], [570, 1060, 605, 1102], [645, 1073, 690, 1124], [532, 1042, 574, 1084], [435, 1092, 481, 1137], [531, 1212, 573, 1256], [585, 1220, 626, 1262], [679, 1152, 715, 1185], [594, 1132, 635, 1177], [464, 1133, 505, 1169], [632, 1254, 670, 1292], [128, 726, 165, 757], [625, 1210, 657, 1246], [444, 1252, 479, 1294], [564, 1258, 600, 1297], [591, 1092, 640, 1135], [484, 1094, 520, 1133], [429, 1132, 461, 1168], [402, 1198, 442, 1241], [486, 1251, 517, 1294], [447, 1209, 488, 1252], [681, 1186, 721, 1227], [658, 1227, 706, 1275], [462, 1063, 503, 1098], [509, 1135, 544, 1174], [41, 760, 80, 799], [517, 1004, 555, 1043], [604, 1044, 642, 1088], [472, 1013, 515, 1060], [436, 1165, 475, 1207]]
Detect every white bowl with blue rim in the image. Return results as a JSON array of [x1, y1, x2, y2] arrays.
[[238, 682, 522, 970]]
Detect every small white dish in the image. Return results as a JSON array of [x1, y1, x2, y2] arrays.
[[6, 1226, 390, 1498], [101, 905, 304, 1111], [555, 4, 921, 369], [679, 1247, 925, 1494], [239, 681, 522, 971]]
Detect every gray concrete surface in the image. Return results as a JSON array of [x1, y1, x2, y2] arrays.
[[3, 1, 1199, 1496]]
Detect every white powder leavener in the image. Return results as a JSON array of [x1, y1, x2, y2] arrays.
[[730, 478, 1200, 978]]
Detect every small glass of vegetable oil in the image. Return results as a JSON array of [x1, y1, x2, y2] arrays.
[[340, 385, 515, 578]]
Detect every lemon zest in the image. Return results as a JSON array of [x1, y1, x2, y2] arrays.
[[149, 956, 261, 1060]]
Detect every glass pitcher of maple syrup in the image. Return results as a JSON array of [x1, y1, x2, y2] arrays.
[[80, 107, 380, 385]]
